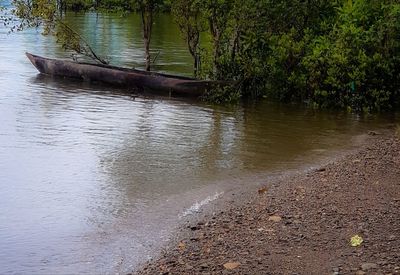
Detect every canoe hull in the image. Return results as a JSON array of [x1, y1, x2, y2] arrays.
[[26, 53, 216, 97]]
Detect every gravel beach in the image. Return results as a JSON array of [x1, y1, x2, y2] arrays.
[[136, 130, 400, 275]]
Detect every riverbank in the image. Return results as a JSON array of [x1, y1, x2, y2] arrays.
[[136, 130, 400, 274]]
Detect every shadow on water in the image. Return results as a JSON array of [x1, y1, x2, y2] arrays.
[[30, 72, 203, 100]]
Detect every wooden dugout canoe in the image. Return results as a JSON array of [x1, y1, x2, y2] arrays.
[[26, 52, 226, 97]]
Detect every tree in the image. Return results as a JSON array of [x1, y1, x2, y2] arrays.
[[11, 0, 162, 70], [136, 0, 158, 71], [11, 0, 108, 63], [171, 0, 205, 77], [202, 0, 233, 78]]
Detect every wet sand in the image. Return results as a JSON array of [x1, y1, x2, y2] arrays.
[[136, 130, 400, 275]]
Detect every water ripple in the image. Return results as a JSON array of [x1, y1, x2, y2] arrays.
[[0, 9, 396, 275]]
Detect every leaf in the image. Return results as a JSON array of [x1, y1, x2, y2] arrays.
[[268, 215, 282, 222], [178, 241, 186, 251], [258, 187, 268, 195], [350, 235, 363, 247], [223, 262, 240, 270]]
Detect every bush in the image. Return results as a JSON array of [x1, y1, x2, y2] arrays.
[[219, 0, 400, 111]]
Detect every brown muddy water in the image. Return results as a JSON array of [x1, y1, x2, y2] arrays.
[[0, 9, 398, 274]]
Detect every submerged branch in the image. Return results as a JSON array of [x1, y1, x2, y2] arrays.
[[55, 19, 108, 64]]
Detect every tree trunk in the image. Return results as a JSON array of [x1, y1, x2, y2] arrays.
[[141, 6, 153, 72], [57, 0, 66, 15], [144, 35, 151, 71], [212, 36, 221, 78], [230, 27, 240, 63], [187, 29, 200, 77], [209, 14, 221, 78], [193, 55, 199, 77]]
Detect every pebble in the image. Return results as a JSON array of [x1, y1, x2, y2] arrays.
[[361, 263, 378, 271], [189, 225, 200, 231], [136, 137, 400, 275]]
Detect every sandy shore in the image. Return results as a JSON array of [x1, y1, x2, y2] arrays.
[[135, 130, 400, 275]]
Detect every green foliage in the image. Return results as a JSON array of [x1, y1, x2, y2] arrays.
[[0, 3, 11, 27], [198, 0, 400, 110], [57, 0, 170, 12], [64, 0, 92, 11], [201, 84, 241, 103], [171, 0, 206, 77], [10, 0, 57, 33], [11, 0, 108, 63], [300, 0, 400, 110], [9, 0, 400, 110]]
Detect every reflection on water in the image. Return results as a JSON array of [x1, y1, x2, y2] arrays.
[[0, 9, 398, 274], [59, 11, 194, 75]]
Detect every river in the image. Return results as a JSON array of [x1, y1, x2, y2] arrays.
[[0, 9, 397, 274]]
